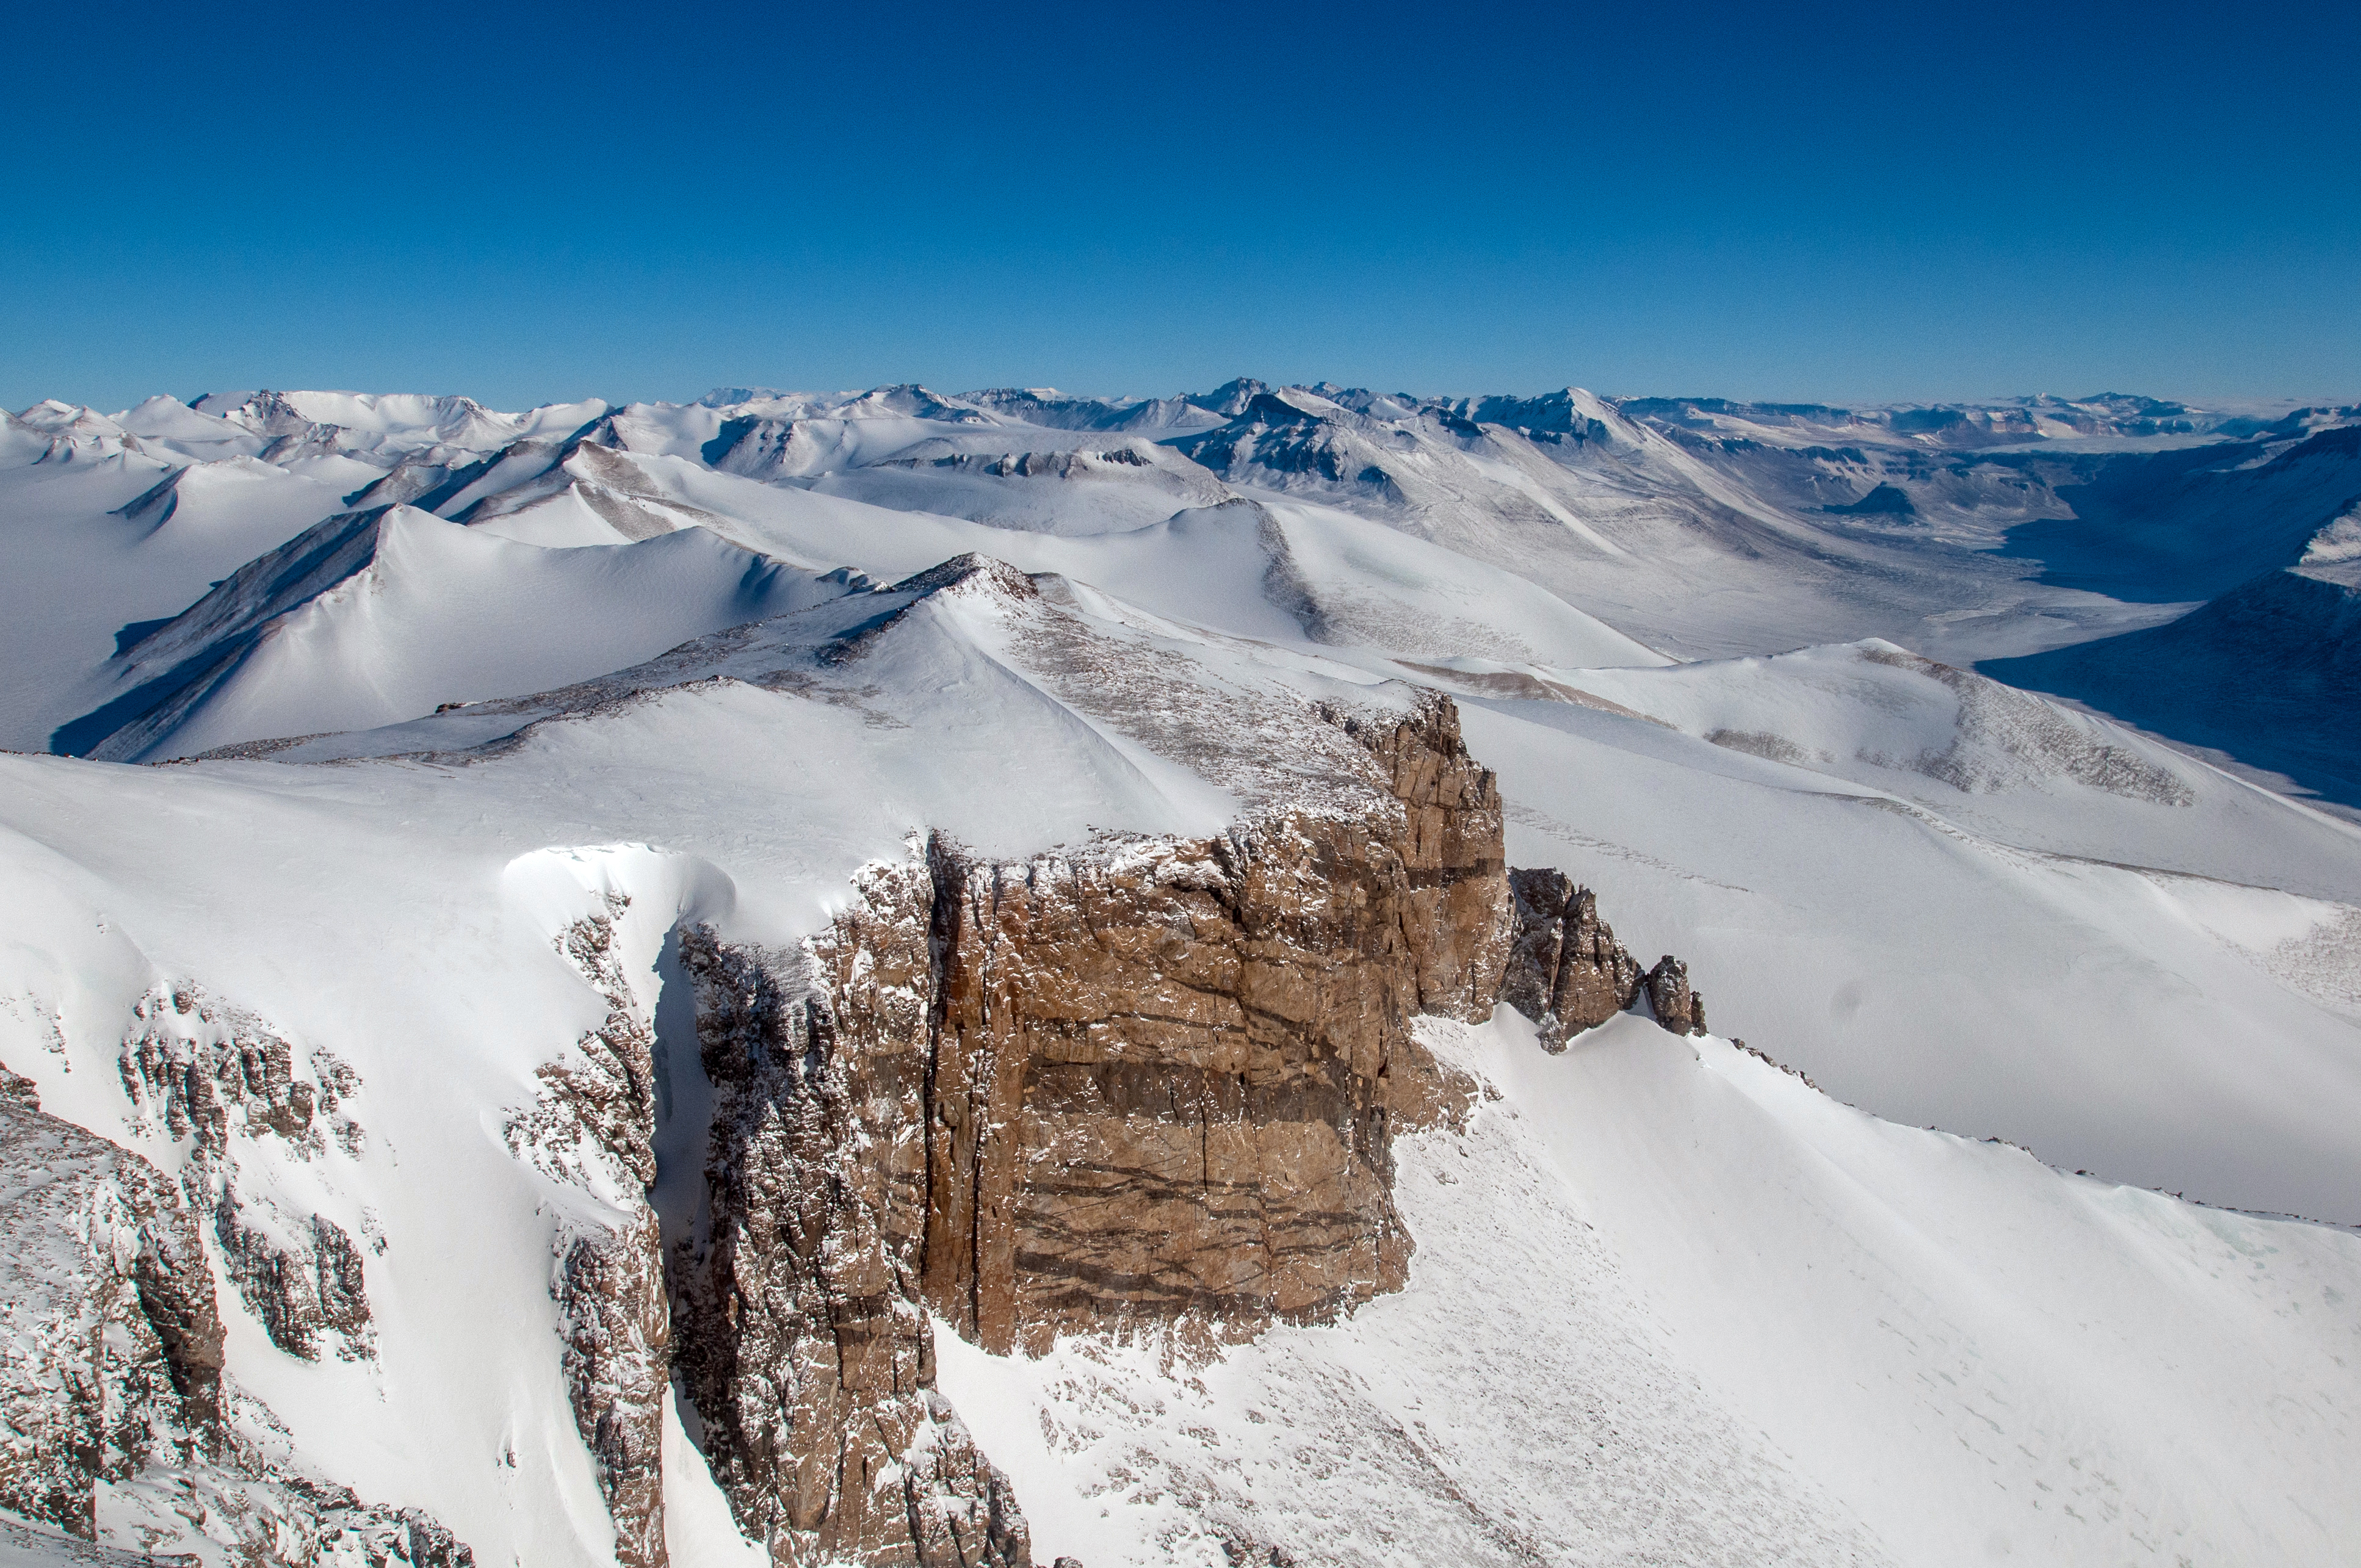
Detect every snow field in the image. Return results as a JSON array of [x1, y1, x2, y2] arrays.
[[941, 1010, 2361, 1567]]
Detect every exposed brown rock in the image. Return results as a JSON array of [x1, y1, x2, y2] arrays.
[[0, 1069, 470, 1566], [284, 1490, 475, 1568], [212, 1201, 375, 1364], [559, 1213, 670, 1568], [1643, 956, 1707, 1037], [928, 697, 1499, 1354], [916, 807, 1484, 1358], [670, 924, 1027, 1568], [1323, 696, 1514, 1025], [513, 896, 662, 1190], [117, 987, 375, 1364], [657, 693, 1708, 1567], [1501, 869, 1704, 1047], [0, 1071, 222, 1538], [118, 989, 334, 1160]]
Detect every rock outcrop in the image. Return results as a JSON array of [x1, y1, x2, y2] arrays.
[[513, 896, 663, 1191], [1501, 869, 1706, 1045], [2, 688, 1707, 1568], [117, 987, 376, 1364], [0, 1069, 222, 1541], [557, 1212, 670, 1568], [1642, 954, 1707, 1038], [903, 692, 1507, 1364], [26, 685, 1694, 1568], [508, 895, 673, 1568]]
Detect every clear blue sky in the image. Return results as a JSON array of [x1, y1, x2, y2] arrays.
[[5, 1, 2355, 412]]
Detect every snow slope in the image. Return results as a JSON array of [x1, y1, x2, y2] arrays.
[[60, 507, 856, 761], [942, 1010, 2361, 1568], [7, 386, 2358, 1221], [1986, 507, 2361, 810], [1995, 424, 2361, 604], [15, 527, 2358, 1216], [0, 444, 359, 747], [1455, 687, 2361, 1223]]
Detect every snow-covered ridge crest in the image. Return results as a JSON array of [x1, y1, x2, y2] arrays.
[[2301, 501, 2361, 568], [56, 507, 850, 764]]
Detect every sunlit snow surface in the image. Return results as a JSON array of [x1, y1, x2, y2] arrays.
[[2, 383, 2358, 1565], [942, 1012, 2361, 1567]]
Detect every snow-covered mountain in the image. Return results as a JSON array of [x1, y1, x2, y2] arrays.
[[1984, 428, 2361, 804], [1, 380, 2356, 1568]]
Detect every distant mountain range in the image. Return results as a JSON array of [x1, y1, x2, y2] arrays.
[[10, 379, 2356, 802]]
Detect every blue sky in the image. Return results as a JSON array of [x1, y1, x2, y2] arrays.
[[5, 1, 2355, 411]]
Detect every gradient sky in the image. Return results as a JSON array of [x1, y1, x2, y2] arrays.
[[5, 1, 2356, 413]]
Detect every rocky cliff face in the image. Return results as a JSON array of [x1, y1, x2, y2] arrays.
[[0, 1068, 472, 1567], [656, 694, 1696, 1567], [668, 919, 1028, 1568], [913, 702, 1509, 1359], [0, 692, 1702, 1568], [557, 1212, 671, 1568]]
